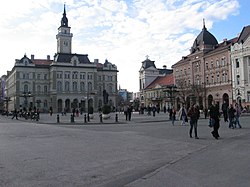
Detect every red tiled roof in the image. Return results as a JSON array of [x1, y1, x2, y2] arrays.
[[146, 73, 174, 89], [33, 59, 53, 65]]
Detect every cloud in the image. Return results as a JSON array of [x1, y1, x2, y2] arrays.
[[0, 0, 240, 92]]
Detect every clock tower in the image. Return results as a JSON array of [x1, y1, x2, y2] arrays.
[[56, 4, 73, 54]]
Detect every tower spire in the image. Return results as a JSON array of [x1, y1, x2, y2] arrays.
[[64, 3, 66, 15], [61, 3, 68, 27], [203, 18, 206, 30]]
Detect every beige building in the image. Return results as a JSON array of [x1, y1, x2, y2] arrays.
[[5, 6, 118, 113], [172, 22, 235, 110]]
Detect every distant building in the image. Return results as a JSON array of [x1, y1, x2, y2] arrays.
[[139, 56, 173, 109], [144, 73, 174, 109], [117, 88, 133, 110], [0, 75, 7, 112], [5, 5, 118, 113]]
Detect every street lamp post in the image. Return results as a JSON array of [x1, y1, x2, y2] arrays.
[[20, 91, 32, 110]]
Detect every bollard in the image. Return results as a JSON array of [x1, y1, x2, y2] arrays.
[[115, 113, 118, 122], [99, 113, 103, 123], [57, 114, 60, 123], [84, 114, 87, 123], [71, 114, 74, 123]]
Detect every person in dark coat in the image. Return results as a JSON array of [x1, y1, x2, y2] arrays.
[[187, 104, 200, 139], [12, 108, 19, 120], [221, 101, 229, 122], [228, 104, 236, 129], [127, 105, 132, 121], [209, 102, 220, 139]]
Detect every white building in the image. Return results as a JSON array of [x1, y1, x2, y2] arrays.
[[231, 25, 250, 107], [5, 5, 118, 113]]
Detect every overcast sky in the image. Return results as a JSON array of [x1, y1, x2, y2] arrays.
[[0, 0, 249, 92]]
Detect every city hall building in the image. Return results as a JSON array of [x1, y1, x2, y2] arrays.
[[5, 6, 118, 113]]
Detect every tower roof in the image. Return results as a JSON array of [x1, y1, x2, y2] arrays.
[[61, 4, 68, 27], [141, 57, 156, 69], [191, 20, 218, 53]]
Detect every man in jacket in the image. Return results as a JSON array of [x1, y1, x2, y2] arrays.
[[209, 101, 220, 139]]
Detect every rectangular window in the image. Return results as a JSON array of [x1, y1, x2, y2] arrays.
[[237, 75, 240, 85], [221, 57, 225, 66], [216, 60, 219, 67], [236, 59, 239, 68], [44, 85, 48, 93], [217, 74, 220, 83], [206, 76, 209, 84]]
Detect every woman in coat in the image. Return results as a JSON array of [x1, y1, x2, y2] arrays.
[[178, 105, 187, 125]]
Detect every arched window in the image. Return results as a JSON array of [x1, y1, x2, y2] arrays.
[[57, 81, 62, 92], [98, 85, 102, 93], [37, 85, 41, 93], [108, 85, 113, 93], [65, 81, 70, 92], [73, 81, 78, 91], [80, 82, 85, 92], [88, 82, 92, 91], [24, 85, 28, 92]]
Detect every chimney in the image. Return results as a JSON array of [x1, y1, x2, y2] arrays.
[[94, 59, 99, 63], [47, 55, 50, 60], [31, 54, 34, 60], [163, 65, 167, 69], [223, 38, 227, 42]]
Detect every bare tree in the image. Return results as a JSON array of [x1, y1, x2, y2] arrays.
[[176, 78, 192, 104]]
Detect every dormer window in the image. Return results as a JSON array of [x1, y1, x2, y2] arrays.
[[24, 59, 29, 66]]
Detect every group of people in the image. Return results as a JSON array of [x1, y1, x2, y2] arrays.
[[11, 108, 40, 120], [176, 101, 243, 140], [222, 101, 242, 129]]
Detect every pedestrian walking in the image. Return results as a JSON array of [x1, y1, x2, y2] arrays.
[[228, 104, 236, 129], [124, 105, 128, 121], [178, 104, 187, 125], [12, 108, 19, 120], [187, 104, 200, 139], [152, 106, 156, 117], [221, 101, 229, 122], [171, 107, 176, 125], [128, 105, 132, 121], [169, 107, 173, 120], [204, 107, 208, 119], [209, 101, 220, 139], [235, 103, 242, 128]]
